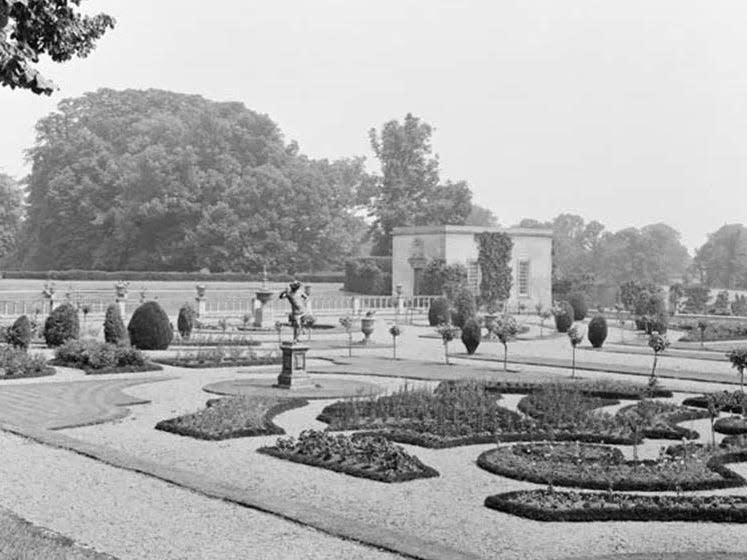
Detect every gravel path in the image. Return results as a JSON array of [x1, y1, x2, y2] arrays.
[[0, 430, 404, 560]]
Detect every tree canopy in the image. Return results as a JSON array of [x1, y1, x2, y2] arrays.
[[0, 172, 23, 262], [361, 113, 473, 255], [693, 224, 747, 289], [0, 0, 114, 94], [20, 88, 366, 272]]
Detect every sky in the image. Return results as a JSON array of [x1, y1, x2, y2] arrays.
[[1, 0, 746, 253]]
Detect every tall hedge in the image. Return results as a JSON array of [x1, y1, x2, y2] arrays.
[[554, 301, 574, 333], [7, 315, 32, 350], [43, 303, 80, 347], [428, 297, 451, 326], [451, 288, 477, 329], [476, 232, 513, 312], [103, 304, 127, 344], [177, 304, 196, 338], [461, 318, 482, 354], [567, 293, 588, 321], [127, 301, 173, 350], [344, 258, 390, 295]]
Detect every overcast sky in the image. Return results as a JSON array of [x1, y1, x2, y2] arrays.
[[1, 0, 746, 252]]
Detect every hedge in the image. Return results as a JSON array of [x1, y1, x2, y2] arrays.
[[484, 489, 747, 523], [1, 269, 343, 283]]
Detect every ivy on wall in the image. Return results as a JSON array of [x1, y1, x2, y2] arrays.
[[476, 232, 513, 312]]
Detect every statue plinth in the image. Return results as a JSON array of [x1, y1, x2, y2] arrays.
[[276, 342, 313, 389]]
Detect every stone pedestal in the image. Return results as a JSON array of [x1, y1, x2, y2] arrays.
[[116, 298, 126, 318], [277, 342, 313, 389], [254, 290, 274, 328]]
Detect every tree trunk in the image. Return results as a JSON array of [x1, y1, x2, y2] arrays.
[[503, 344, 508, 371], [348, 332, 352, 357], [651, 353, 658, 380], [392, 337, 397, 360], [444, 342, 449, 365], [572, 347, 576, 379]]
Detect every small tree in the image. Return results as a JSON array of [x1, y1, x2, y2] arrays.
[[436, 324, 460, 365], [492, 315, 519, 371], [623, 404, 655, 465], [339, 316, 353, 357], [705, 393, 723, 448], [536, 304, 551, 338], [567, 325, 584, 379], [389, 324, 401, 359], [648, 332, 670, 383], [727, 347, 747, 396], [697, 320, 709, 348]]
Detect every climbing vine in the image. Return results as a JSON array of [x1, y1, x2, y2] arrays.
[[476, 232, 513, 312]]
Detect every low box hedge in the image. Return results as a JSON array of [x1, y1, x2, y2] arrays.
[[714, 416, 747, 435]]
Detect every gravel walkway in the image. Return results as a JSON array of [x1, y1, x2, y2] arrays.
[[0, 429, 403, 560]]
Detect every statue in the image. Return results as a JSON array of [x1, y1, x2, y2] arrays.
[[279, 281, 310, 342]]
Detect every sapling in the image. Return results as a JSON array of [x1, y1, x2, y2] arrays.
[[536, 304, 552, 338], [567, 325, 584, 379], [705, 393, 723, 448], [389, 324, 401, 359], [648, 332, 670, 383], [339, 316, 353, 357], [697, 320, 709, 348], [491, 314, 519, 371], [727, 347, 747, 395], [436, 324, 460, 365]]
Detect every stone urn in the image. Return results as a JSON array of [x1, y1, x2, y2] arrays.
[[195, 284, 207, 299], [360, 312, 375, 344], [255, 290, 273, 305], [115, 281, 128, 300]]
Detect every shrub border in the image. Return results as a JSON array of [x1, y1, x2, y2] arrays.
[[256, 446, 439, 483], [0, 365, 55, 380], [155, 397, 308, 441], [152, 356, 282, 369], [477, 444, 747, 491], [484, 490, 747, 523]]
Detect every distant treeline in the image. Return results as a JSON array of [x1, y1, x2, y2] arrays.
[[1, 270, 344, 283]]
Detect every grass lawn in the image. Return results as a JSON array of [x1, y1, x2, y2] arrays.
[[0, 506, 115, 559]]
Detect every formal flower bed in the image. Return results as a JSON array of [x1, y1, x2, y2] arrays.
[[155, 396, 307, 440], [318, 382, 525, 447], [477, 441, 744, 491], [682, 391, 747, 414], [0, 346, 53, 379], [517, 385, 619, 422], [172, 334, 261, 347], [676, 319, 747, 342], [615, 400, 709, 440], [715, 416, 747, 435], [257, 430, 439, 482], [52, 339, 161, 375], [435, 378, 672, 399], [484, 489, 747, 522], [153, 347, 282, 369]]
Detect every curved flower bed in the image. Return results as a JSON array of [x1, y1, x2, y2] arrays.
[[153, 355, 282, 369], [0, 346, 54, 379], [615, 400, 709, 440], [516, 392, 618, 420], [155, 396, 307, 440], [258, 430, 439, 483], [484, 489, 747, 522], [477, 441, 746, 491], [52, 340, 162, 375], [682, 392, 747, 415], [715, 416, 747, 435], [435, 378, 672, 399]]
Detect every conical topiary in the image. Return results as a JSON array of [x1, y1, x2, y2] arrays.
[[104, 304, 127, 344], [43, 303, 80, 347], [127, 301, 173, 350], [587, 315, 608, 348]]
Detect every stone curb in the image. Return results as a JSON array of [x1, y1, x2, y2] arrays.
[[0, 422, 484, 560]]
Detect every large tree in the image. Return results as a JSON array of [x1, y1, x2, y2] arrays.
[[694, 224, 747, 289], [362, 113, 473, 255], [21, 88, 365, 272], [0, 0, 114, 94], [0, 172, 23, 262]]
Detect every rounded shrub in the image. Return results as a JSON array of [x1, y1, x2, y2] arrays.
[[103, 304, 127, 344], [428, 297, 451, 326], [177, 304, 196, 338], [567, 293, 588, 321], [451, 289, 477, 329], [587, 315, 608, 348], [461, 317, 482, 354], [554, 301, 574, 333], [43, 303, 80, 347], [7, 315, 32, 350], [127, 301, 174, 350]]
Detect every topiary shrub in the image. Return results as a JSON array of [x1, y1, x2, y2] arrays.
[[103, 304, 127, 344], [587, 315, 608, 348], [7, 315, 32, 350], [461, 317, 482, 355], [451, 289, 477, 328], [127, 301, 174, 350], [428, 297, 451, 326], [43, 303, 80, 347], [177, 304, 196, 339], [553, 301, 574, 333], [567, 293, 588, 321]]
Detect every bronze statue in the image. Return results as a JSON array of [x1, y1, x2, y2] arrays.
[[279, 281, 310, 342]]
